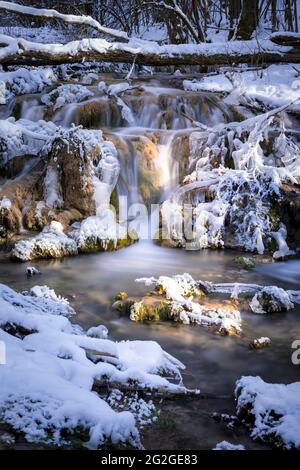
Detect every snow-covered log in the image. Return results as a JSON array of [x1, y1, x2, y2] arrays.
[[270, 32, 300, 47], [0, 34, 298, 67], [0, 1, 129, 42]]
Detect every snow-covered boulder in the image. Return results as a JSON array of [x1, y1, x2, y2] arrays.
[[11, 221, 78, 261], [249, 337, 271, 350], [0, 67, 57, 104], [133, 274, 241, 335], [235, 376, 300, 449], [213, 441, 245, 450], [71, 215, 137, 253], [0, 282, 190, 448], [250, 286, 294, 314], [41, 84, 94, 110]]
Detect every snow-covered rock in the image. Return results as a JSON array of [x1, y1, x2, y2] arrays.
[[183, 64, 300, 114], [11, 221, 78, 262], [250, 337, 271, 349], [235, 376, 300, 449], [213, 441, 245, 450], [71, 214, 136, 253], [135, 274, 241, 335], [87, 325, 109, 339], [250, 286, 294, 314], [26, 267, 41, 277], [41, 84, 94, 110], [0, 67, 57, 104], [0, 282, 189, 448]]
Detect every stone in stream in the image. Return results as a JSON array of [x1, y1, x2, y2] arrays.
[[249, 337, 271, 350]]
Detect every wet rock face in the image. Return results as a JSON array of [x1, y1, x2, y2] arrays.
[[45, 131, 97, 217], [0, 174, 42, 242]]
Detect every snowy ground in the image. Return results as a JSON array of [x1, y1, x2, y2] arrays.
[[184, 64, 300, 113], [0, 282, 190, 448]]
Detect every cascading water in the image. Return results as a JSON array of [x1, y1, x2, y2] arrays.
[[11, 79, 231, 239]]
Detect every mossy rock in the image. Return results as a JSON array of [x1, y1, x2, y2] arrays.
[[79, 233, 138, 254], [235, 256, 255, 270], [129, 300, 173, 323], [114, 291, 128, 301]]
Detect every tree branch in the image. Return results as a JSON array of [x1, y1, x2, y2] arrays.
[[0, 0, 129, 42]]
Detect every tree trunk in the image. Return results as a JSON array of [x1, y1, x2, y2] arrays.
[[228, 0, 241, 40], [271, 0, 277, 32], [235, 0, 259, 40]]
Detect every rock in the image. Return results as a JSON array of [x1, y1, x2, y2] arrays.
[[86, 325, 109, 339], [275, 183, 300, 249], [0, 173, 41, 241], [250, 286, 294, 314], [41, 84, 94, 110], [11, 221, 78, 261], [213, 441, 245, 450], [26, 266, 41, 276], [45, 130, 97, 217], [71, 215, 138, 254], [235, 376, 300, 449], [235, 256, 255, 270], [250, 337, 271, 349]]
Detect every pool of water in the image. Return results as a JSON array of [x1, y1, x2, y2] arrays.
[[1, 241, 300, 448]]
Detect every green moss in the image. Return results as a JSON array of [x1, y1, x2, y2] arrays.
[[79, 234, 137, 254], [235, 256, 255, 270], [156, 302, 173, 321], [114, 291, 128, 301], [129, 300, 172, 323], [110, 188, 119, 216], [115, 299, 134, 316], [156, 414, 177, 430]]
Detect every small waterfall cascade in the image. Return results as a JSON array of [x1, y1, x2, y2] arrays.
[[11, 77, 231, 238]]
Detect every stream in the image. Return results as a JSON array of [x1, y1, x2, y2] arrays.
[[1, 72, 300, 449]]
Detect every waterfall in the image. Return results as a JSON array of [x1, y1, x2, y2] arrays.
[[30, 81, 231, 239]]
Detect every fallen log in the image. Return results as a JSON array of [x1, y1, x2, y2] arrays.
[[270, 32, 300, 47], [0, 1, 129, 42], [0, 34, 299, 67]]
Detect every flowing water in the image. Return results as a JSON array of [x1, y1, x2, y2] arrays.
[[1, 73, 300, 449]]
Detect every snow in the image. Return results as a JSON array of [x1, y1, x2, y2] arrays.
[[135, 274, 241, 335], [11, 221, 78, 261], [251, 337, 271, 348], [87, 325, 108, 339], [106, 389, 157, 428], [0, 1, 129, 41], [108, 83, 132, 96], [213, 441, 245, 450], [183, 65, 300, 113], [26, 267, 41, 276], [161, 98, 300, 255], [250, 286, 294, 314], [236, 376, 300, 449], [0, 281, 188, 448], [272, 224, 295, 260], [136, 274, 300, 332], [0, 196, 12, 210], [0, 67, 56, 104], [0, 32, 291, 66], [41, 84, 94, 110], [0, 117, 57, 162], [44, 167, 63, 209], [70, 214, 127, 252]]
